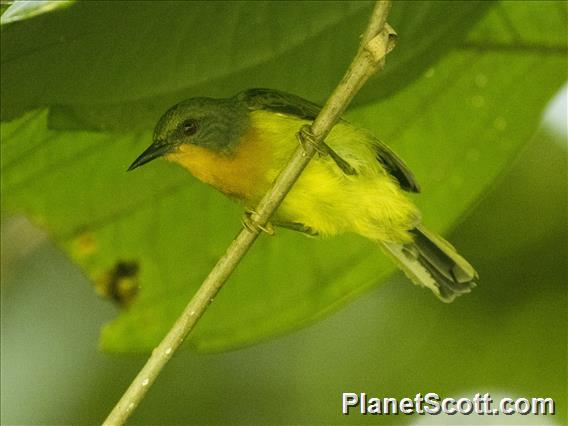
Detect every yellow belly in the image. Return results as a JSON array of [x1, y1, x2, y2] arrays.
[[248, 111, 420, 242]]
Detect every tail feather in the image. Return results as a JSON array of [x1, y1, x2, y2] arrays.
[[381, 226, 478, 303]]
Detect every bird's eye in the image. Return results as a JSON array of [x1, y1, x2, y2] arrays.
[[182, 119, 199, 136]]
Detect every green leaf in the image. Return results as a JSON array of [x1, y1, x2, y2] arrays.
[[2, 130, 566, 425], [1, 1, 566, 353], [1, 1, 491, 129], [0, 1, 74, 24]]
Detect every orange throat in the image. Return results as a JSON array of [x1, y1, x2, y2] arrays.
[[165, 127, 271, 202]]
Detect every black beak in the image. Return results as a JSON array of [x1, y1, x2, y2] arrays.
[[128, 140, 171, 171]]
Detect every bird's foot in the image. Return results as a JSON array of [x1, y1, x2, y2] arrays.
[[296, 125, 326, 157], [242, 209, 275, 236], [296, 125, 357, 175]]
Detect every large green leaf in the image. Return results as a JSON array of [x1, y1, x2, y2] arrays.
[[1, 1, 491, 130], [1, 1, 566, 352], [2, 130, 565, 425]]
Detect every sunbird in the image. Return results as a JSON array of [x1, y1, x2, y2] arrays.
[[129, 88, 478, 302]]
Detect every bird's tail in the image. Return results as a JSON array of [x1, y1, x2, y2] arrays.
[[380, 225, 478, 302]]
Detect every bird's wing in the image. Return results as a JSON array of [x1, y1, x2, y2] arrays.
[[237, 88, 321, 120], [237, 88, 420, 193], [372, 142, 420, 193]]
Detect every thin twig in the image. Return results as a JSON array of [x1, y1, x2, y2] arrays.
[[103, 2, 395, 424]]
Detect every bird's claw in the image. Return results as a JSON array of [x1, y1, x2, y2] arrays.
[[242, 209, 275, 236], [296, 125, 326, 157], [296, 124, 358, 176]]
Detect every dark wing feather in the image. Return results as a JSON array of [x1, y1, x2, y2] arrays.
[[373, 142, 421, 193], [237, 88, 321, 120], [237, 88, 420, 193]]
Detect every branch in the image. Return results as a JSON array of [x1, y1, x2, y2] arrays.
[[103, 2, 396, 424]]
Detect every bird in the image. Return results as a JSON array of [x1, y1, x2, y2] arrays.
[[129, 88, 478, 302]]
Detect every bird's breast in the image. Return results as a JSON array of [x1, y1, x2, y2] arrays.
[[165, 127, 272, 202]]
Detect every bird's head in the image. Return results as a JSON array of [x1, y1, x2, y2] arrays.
[[128, 96, 249, 171]]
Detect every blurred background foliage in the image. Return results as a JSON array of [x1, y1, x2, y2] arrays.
[[1, 1, 566, 425]]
